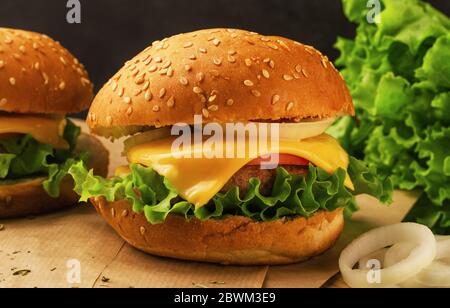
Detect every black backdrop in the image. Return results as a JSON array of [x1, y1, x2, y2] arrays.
[[1, 0, 449, 96]]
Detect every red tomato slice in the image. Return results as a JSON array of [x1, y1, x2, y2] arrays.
[[248, 154, 309, 166]]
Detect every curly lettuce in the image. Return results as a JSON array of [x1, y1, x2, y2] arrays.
[[69, 157, 392, 225], [0, 120, 86, 197], [329, 0, 450, 234]]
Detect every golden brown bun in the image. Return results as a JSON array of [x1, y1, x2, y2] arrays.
[[91, 197, 344, 265], [0, 28, 93, 114], [88, 28, 354, 138], [0, 133, 109, 219]]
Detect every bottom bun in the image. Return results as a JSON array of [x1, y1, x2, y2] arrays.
[[92, 197, 345, 265], [0, 133, 109, 219]]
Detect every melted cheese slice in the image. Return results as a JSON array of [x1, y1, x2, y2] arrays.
[[125, 134, 354, 209], [0, 116, 69, 149]]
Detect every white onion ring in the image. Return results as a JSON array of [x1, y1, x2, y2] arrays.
[[384, 237, 450, 288], [339, 223, 436, 288], [278, 118, 335, 141], [123, 127, 172, 154]]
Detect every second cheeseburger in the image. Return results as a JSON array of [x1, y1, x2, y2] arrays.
[[70, 29, 392, 265]]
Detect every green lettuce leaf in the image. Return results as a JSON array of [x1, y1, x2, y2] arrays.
[[0, 119, 85, 197], [330, 0, 450, 233], [69, 157, 392, 225]]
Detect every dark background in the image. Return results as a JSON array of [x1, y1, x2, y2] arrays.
[[1, 0, 449, 95]]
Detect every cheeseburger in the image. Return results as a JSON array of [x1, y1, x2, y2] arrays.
[[0, 28, 108, 218], [71, 29, 392, 265]]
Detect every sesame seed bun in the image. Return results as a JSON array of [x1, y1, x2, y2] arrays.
[[0, 133, 109, 219], [88, 28, 354, 138], [92, 197, 344, 265], [0, 28, 93, 114]]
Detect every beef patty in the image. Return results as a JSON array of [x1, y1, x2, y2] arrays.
[[221, 165, 308, 196]]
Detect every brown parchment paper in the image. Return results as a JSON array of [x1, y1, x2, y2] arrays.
[[0, 120, 418, 288]]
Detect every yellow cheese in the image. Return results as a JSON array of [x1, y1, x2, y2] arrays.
[[0, 116, 69, 149], [125, 133, 354, 208]]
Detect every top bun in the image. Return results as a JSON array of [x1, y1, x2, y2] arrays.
[[88, 29, 354, 138], [0, 28, 93, 114]]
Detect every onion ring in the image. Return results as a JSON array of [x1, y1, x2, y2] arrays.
[[339, 223, 436, 288]]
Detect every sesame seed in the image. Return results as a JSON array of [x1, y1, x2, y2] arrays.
[[226, 99, 234, 106], [145, 90, 153, 101], [212, 39, 221, 46], [244, 80, 254, 87], [305, 47, 314, 54], [167, 96, 175, 108], [161, 60, 172, 69], [133, 89, 142, 96], [231, 33, 238, 38], [302, 69, 309, 78], [0, 98, 7, 106], [193, 86, 203, 94], [213, 58, 222, 66], [196, 73, 205, 83], [199, 94, 207, 103], [167, 67, 174, 77], [126, 107, 133, 115], [123, 97, 132, 104], [295, 65, 302, 73], [189, 55, 197, 60], [199, 48, 207, 54], [184, 42, 193, 48], [185, 64, 192, 72], [262, 70, 270, 79], [159, 69, 168, 75], [42, 72, 49, 85], [322, 58, 328, 69], [202, 108, 210, 118], [286, 102, 295, 111], [179, 76, 189, 86], [268, 43, 279, 50], [252, 90, 261, 97], [131, 68, 140, 77], [154, 57, 162, 63], [245, 59, 252, 67], [142, 81, 150, 91], [59, 81, 66, 90], [272, 95, 280, 105], [152, 105, 160, 112], [208, 104, 219, 112], [269, 60, 275, 69], [19, 45, 26, 53], [283, 75, 294, 81], [159, 88, 166, 98], [112, 81, 118, 91], [13, 54, 21, 60], [277, 40, 289, 50], [121, 210, 129, 217], [118, 88, 124, 97], [4, 37, 13, 44], [263, 58, 271, 63], [294, 73, 301, 79], [32, 43, 39, 50], [91, 114, 97, 122], [208, 95, 217, 103], [261, 37, 270, 42], [60, 57, 67, 65], [106, 116, 113, 125], [9, 78, 16, 86], [135, 76, 145, 85], [0, 61, 4, 69], [140, 227, 146, 236], [228, 50, 237, 55], [148, 65, 158, 72], [227, 55, 236, 63]]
